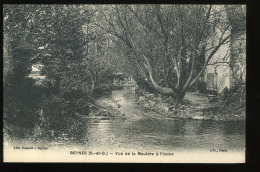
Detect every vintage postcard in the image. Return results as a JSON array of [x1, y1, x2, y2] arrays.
[[3, 4, 246, 163]]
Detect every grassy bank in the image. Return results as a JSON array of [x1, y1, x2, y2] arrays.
[[135, 90, 245, 121]]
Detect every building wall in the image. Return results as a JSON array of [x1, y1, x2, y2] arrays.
[[216, 63, 230, 92], [203, 5, 231, 93], [205, 5, 246, 93], [205, 63, 230, 93], [205, 31, 231, 93], [205, 28, 246, 93]]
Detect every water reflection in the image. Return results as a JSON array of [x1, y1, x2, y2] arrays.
[[6, 87, 245, 153], [82, 87, 245, 152]]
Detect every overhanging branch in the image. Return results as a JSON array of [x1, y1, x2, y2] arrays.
[[189, 33, 231, 87]]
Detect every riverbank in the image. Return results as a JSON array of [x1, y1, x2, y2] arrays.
[[3, 92, 126, 142], [92, 99, 126, 119], [135, 90, 245, 121], [4, 86, 245, 163]]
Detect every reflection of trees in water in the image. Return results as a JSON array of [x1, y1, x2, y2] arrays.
[[80, 88, 245, 150], [179, 120, 205, 135], [189, 120, 225, 136], [222, 121, 245, 135], [83, 119, 122, 149], [121, 87, 136, 97], [126, 117, 243, 139]]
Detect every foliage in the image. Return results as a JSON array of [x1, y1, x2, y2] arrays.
[[3, 73, 42, 132], [4, 5, 42, 134], [96, 5, 243, 107], [189, 80, 207, 93], [3, 5, 116, 138]]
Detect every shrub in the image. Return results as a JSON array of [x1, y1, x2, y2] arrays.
[[197, 80, 207, 93]]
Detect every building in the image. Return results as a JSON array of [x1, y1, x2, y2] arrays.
[[204, 5, 246, 94]]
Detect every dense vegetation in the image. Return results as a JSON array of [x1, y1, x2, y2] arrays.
[[3, 5, 117, 139], [96, 5, 245, 107], [3, 5, 246, 139]]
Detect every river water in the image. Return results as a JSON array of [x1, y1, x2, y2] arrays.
[[4, 87, 245, 162], [84, 87, 245, 151]]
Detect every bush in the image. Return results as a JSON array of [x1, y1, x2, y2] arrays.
[[135, 79, 155, 94], [4, 74, 42, 131], [188, 80, 207, 93], [4, 70, 92, 139], [229, 85, 240, 93], [40, 89, 91, 131], [197, 80, 207, 93]]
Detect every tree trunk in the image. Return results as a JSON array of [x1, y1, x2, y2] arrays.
[[91, 81, 95, 94], [173, 93, 185, 109]]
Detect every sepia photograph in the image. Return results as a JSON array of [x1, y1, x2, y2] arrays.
[[3, 4, 246, 163]]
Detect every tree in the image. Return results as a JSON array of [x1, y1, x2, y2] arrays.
[[3, 5, 97, 133], [4, 4, 125, 138], [225, 5, 246, 104], [82, 21, 118, 93], [3, 5, 45, 131], [97, 5, 237, 107]]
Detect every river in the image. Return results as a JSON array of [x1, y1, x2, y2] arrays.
[[4, 87, 245, 162]]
